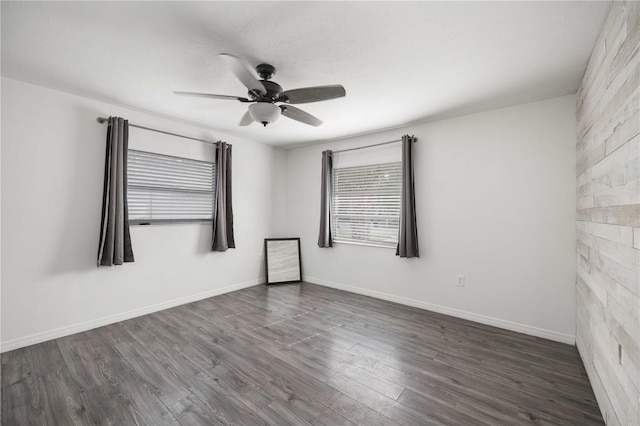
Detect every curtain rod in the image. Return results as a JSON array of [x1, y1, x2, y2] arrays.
[[332, 137, 416, 154], [96, 117, 220, 146]]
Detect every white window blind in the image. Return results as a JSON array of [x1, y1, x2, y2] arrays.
[[332, 162, 402, 247], [127, 149, 215, 223]]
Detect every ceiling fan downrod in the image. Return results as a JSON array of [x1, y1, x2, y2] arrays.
[[256, 63, 276, 80]]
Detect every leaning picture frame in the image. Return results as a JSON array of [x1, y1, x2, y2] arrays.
[[264, 238, 302, 284]]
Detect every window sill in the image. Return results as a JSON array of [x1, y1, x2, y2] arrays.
[[332, 239, 397, 249], [130, 219, 211, 226]]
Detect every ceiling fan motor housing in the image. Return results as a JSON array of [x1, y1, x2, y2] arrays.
[[250, 80, 283, 101]]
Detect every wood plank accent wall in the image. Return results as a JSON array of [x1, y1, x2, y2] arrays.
[[576, 2, 640, 425]]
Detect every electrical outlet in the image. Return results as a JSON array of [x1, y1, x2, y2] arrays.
[[456, 275, 465, 287]]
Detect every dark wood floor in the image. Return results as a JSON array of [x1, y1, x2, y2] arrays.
[[2, 283, 603, 425]]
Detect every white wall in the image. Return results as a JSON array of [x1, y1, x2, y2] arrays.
[[1, 77, 287, 351], [0, 78, 578, 350], [286, 95, 578, 343]]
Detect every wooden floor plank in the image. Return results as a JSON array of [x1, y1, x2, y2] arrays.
[[257, 400, 314, 426], [168, 394, 229, 426], [2, 282, 604, 425], [326, 373, 444, 426], [330, 393, 403, 426]]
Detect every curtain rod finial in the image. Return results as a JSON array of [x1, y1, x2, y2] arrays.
[[97, 117, 108, 124]]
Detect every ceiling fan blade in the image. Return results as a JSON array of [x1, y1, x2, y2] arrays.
[[279, 85, 346, 104], [174, 91, 251, 102], [219, 53, 266, 95], [280, 105, 322, 127], [239, 110, 253, 126]]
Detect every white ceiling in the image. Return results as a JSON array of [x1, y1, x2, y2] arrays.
[[1, 1, 609, 147]]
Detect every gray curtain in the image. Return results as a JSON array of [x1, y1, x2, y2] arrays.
[[318, 150, 333, 247], [396, 135, 419, 258], [212, 141, 235, 251], [97, 117, 134, 266]]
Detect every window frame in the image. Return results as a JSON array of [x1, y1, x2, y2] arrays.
[[126, 148, 216, 225], [331, 161, 402, 249]]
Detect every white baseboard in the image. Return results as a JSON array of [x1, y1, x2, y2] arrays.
[[2, 276, 575, 352], [305, 276, 576, 345], [0, 278, 263, 353]]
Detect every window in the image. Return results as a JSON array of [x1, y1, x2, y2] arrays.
[[332, 162, 402, 247], [127, 149, 215, 223]]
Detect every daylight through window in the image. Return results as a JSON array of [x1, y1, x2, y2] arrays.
[[332, 162, 402, 247], [127, 149, 215, 223]]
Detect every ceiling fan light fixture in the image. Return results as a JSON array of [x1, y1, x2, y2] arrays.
[[248, 102, 281, 127]]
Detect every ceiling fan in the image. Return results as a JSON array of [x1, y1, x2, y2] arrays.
[[175, 54, 346, 127]]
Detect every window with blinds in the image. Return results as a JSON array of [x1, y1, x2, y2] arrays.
[[332, 162, 402, 247], [127, 149, 215, 223]]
